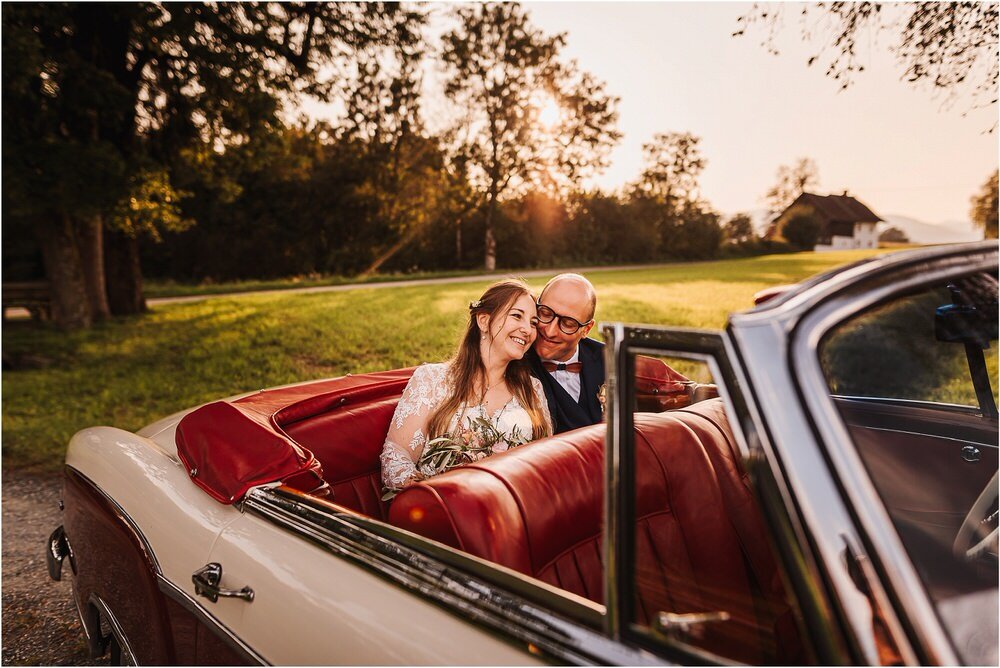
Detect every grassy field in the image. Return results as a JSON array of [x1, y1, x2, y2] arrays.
[[145, 267, 504, 298], [2, 249, 888, 473]]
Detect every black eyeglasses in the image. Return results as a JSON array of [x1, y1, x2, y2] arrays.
[[535, 303, 593, 335]]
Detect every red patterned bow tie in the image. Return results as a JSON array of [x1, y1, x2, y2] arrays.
[[542, 361, 583, 373]]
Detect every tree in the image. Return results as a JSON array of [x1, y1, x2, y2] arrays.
[[339, 32, 452, 275], [765, 158, 819, 214], [734, 3, 999, 122], [878, 226, 910, 243], [3, 3, 421, 328], [970, 170, 999, 239], [780, 207, 822, 250], [724, 213, 756, 243], [628, 131, 721, 259], [441, 2, 620, 270], [632, 132, 706, 205]]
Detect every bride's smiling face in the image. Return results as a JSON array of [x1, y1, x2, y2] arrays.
[[481, 293, 538, 363]]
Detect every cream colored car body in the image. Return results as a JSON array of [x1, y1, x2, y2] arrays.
[[66, 416, 544, 665]]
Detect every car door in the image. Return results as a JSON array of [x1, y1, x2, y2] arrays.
[[197, 488, 550, 665], [599, 321, 921, 665], [730, 242, 998, 665]]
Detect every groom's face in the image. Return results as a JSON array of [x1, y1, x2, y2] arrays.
[[533, 281, 594, 362]]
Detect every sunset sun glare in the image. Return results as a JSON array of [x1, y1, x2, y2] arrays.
[[534, 93, 562, 130]]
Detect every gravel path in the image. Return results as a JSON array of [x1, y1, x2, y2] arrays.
[[2, 473, 103, 666]]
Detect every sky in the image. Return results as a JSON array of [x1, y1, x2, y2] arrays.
[[303, 2, 998, 226]]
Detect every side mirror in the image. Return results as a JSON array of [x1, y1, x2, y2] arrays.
[[935, 284, 998, 349]]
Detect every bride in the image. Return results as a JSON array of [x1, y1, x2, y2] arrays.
[[380, 279, 553, 492]]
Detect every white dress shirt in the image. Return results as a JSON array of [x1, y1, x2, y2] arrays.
[[542, 345, 582, 403]]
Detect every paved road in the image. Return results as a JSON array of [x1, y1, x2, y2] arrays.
[[5, 262, 678, 318], [2, 473, 104, 666]]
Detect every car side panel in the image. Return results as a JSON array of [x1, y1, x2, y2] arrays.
[[65, 426, 240, 596], [63, 468, 179, 664], [65, 427, 252, 661], [204, 511, 548, 665]]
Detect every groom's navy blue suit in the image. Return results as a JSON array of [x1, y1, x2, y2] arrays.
[[527, 338, 605, 434]]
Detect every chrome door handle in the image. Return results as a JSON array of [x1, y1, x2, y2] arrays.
[[654, 610, 730, 639], [192, 563, 254, 603]]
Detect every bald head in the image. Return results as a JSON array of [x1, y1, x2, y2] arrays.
[[540, 273, 597, 321], [534, 273, 598, 361]]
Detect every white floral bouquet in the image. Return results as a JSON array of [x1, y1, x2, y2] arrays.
[[382, 416, 526, 501]]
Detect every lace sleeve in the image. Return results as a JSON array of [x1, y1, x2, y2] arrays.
[[530, 376, 554, 436], [380, 364, 449, 489]]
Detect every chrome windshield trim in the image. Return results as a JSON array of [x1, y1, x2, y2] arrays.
[[156, 575, 268, 665], [244, 486, 666, 666], [602, 322, 627, 642], [790, 253, 997, 664]]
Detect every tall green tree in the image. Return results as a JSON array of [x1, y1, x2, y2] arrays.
[[970, 170, 999, 239], [3, 2, 421, 328], [441, 2, 620, 270]]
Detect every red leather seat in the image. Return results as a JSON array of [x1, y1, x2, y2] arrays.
[[389, 403, 792, 662], [672, 401, 803, 662], [283, 397, 400, 520]]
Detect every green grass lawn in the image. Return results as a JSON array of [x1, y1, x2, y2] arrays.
[[1, 249, 887, 473], [145, 267, 502, 298]]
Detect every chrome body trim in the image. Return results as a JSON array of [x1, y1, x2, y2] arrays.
[[787, 249, 996, 664], [46, 525, 71, 581], [834, 394, 986, 415], [157, 575, 268, 665], [89, 593, 139, 665], [244, 486, 667, 666], [860, 425, 996, 450]]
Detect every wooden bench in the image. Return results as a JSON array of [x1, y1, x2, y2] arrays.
[[2, 281, 51, 321]]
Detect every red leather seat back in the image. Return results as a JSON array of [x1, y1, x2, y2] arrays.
[[389, 404, 794, 663], [284, 397, 399, 520], [388, 427, 606, 596]]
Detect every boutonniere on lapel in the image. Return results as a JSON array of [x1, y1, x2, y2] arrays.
[[597, 383, 607, 415]]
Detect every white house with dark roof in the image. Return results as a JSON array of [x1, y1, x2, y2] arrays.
[[772, 192, 883, 251]]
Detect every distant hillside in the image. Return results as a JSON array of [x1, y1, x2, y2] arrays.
[[879, 215, 983, 244]]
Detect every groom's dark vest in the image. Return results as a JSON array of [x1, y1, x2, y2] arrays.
[[527, 338, 606, 434]]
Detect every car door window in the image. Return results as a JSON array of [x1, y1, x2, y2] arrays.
[[821, 273, 999, 410], [818, 271, 998, 607], [607, 338, 812, 664]]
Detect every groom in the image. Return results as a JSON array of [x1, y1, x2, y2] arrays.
[[527, 273, 606, 434], [528, 273, 714, 434]]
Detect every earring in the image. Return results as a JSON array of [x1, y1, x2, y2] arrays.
[[481, 333, 487, 341]]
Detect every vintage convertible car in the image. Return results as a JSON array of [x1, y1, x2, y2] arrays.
[[48, 242, 998, 665]]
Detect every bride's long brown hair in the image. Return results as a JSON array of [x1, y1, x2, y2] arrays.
[[426, 279, 551, 441]]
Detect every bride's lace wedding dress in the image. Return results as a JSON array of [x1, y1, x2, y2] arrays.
[[380, 363, 552, 489]]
